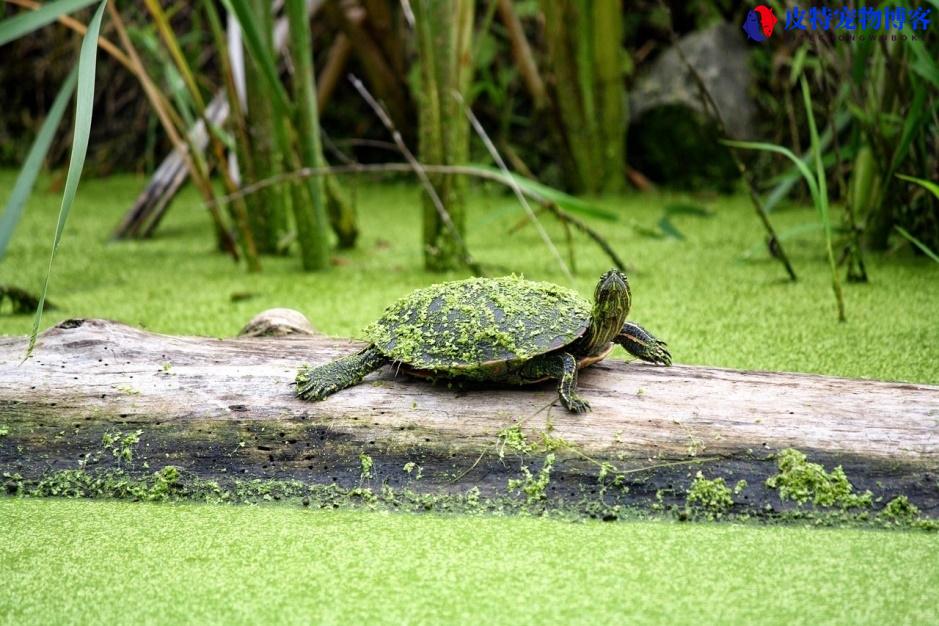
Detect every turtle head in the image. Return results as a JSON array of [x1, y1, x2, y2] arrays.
[[585, 269, 631, 354]]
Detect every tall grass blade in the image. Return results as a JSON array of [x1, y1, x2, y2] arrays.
[[721, 140, 821, 207], [723, 82, 848, 323], [800, 75, 845, 321], [143, 0, 205, 109], [788, 44, 809, 86], [285, 0, 330, 271], [896, 173, 939, 201], [221, 0, 290, 114], [762, 111, 851, 212], [0, 0, 100, 46], [0, 65, 78, 261], [887, 86, 928, 177], [895, 226, 939, 264], [466, 164, 618, 221], [895, 174, 939, 262], [26, 0, 107, 359], [906, 35, 939, 89], [455, 90, 572, 282]]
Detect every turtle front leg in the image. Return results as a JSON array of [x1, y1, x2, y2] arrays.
[[615, 322, 672, 366], [523, 352, 590, 414], [296, 345, 388, 401]]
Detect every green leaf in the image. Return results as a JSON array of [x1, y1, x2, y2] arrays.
[[0, 65, 78, 261], [26, 0, 107, 359], [656, 216, 684, 240], [130, 25, 198, 129], [896, 174, 939, 202], [0, 0, 100, 46], [906, 35, 939, 89], [800, 75, 844, 321], [887, 85, 929, 178], [466, 164, 618, 221], [761, 111, 851, 212], [664, 202, 712, 218], [895, 226, 939, 264], [221, 0, 291, 115], [652, 202, 712, 241], [632, 224, 665, 240], [788, 45, 809, 87], [801, 77, 830, 223], [721, 139, 821, 209]]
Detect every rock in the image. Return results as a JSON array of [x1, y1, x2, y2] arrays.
[[238, 308, 317, 338], [630, 22, 757, 140], [627, 22, 756, 191]]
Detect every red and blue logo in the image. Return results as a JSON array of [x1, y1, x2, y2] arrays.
[[742, 5, 779, 42]]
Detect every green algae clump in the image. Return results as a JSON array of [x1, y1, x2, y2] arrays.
[[766, 449, 872, 508], [880, 495, 920, 522], [686, 472, 744, 516], [507, 453, 556, 504]]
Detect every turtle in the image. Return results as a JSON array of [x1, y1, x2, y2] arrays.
[[295, 269, 671, 413]]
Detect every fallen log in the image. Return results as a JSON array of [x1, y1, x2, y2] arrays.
[[1, 318, 937, 515]]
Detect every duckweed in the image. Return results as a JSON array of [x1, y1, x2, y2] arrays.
[[364, 276, 590, 373], [880, 495, 920, 522], [686, 472, 738, 516], [766, 449, 873, 508], [507, 453, 555, 504]]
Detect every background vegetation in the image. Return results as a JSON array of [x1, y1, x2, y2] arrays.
[[1, 1, 936, 285]]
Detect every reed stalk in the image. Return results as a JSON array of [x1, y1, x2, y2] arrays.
[[285, 0, 330, 270]]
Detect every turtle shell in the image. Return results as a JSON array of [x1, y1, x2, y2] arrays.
[[364, 276, 591, 372]]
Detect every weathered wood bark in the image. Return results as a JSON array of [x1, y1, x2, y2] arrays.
[[1, 319, 937, 514]]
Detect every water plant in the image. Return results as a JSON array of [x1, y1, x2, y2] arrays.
[[724, 76, 846, 321], [358, 453, 374, 483], [507, 453, 555, 504], [765, 448, 871, 509], [686, 472, 746, 518]]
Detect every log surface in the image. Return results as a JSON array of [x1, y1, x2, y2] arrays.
[[2, 319, 938, 512]]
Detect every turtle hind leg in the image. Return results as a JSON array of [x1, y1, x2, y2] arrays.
[[615, 322, 671, 366], [522, 352, 590, 414], [296, 345, 387, 401]]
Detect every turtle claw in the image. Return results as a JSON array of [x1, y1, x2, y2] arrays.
[[645, 340, 672, 367], [618, 322, 672, 366], [295, 347, 388, 402], [563, 395, 591, 414], [296, 377, 338, 401]]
